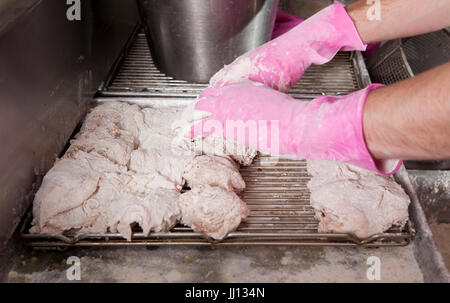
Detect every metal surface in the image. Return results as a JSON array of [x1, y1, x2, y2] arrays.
[[367, 29, 450, 84], [97, 29, 361, 103], [278, 0, 332, 19], [394, 166, 450, 282], [135, 0, 279, 83], [20, 155, 413, 248], [367, 29, 450, 170], [402, 29, 450, 75], [367, 39, 414, 84], [0, 0, 139, 281], [20, 29, 413, 248]]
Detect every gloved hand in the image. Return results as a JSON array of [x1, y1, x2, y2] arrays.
[[271, 11, 304, 40], [187, 82, 401, 176], [271, 9, 380, 57], [210, 1, 366, 91]]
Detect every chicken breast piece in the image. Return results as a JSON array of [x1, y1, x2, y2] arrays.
[[183, 155, 245, 192], [307, 160, 410, 239], [36, 171, 181, 240], [129, 148, 191, 189], [179, 185, 250, 240], [190, 136, 257, 166], [107, 188, 181, 241], [119, 103, 147, 139], [32, 152, 124, 233], [68, 131, 135, 167], [39, 201, 109, 235], [33, 159, 99, 232], [32, 102, 255, 241], [175, 104, 258, 165], [80, 102, 131, 134]]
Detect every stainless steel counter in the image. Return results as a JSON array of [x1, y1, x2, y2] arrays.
[[0, 0, 139, 281]]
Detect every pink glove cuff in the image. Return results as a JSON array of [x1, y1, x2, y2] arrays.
[[301, 83, 401, 176], [331, 1, 367, 52], [271, 5, 377, 57], [190, 83, 401, 176], [352, 84, 402, 176]]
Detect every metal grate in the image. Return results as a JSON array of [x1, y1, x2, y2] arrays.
[[367, 29, 450, 170], [369, 47, 413, 85], [97, 30, 360, 101], [20, 27, 413, 249], [20, 154, 412, 248], [367, 29, 450, 85], [402, 29, 450, 75]]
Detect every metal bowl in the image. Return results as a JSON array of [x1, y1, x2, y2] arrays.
[[136, 0, 279, 83]]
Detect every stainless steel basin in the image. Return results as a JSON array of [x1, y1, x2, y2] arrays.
[[136, 0, 279, 83]]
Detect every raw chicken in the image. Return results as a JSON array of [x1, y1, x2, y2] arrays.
[[31, 101, 256, 241], [129, 106, 195, 189], [80, 102, 142, 137], [31, 102, 186, 238], [106, 185, 181, 241], [179, 185, 250, 240], [32, 100, 410, 242], [129, 149, 189, 189], [34, 163, 182, 239], [179, 155, 249, 239], [190, 136, 257, 166], [177, 103, 258, 165], [67, 102, 138, 167], [68, 129, 135, 167], [307, 160, 410, 239], [31, 151, 124, 233], [183, 155, 245, 192]]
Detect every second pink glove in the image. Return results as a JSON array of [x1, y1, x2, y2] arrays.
[[187, 82, 401, 176], [210, 2, 366, 91]]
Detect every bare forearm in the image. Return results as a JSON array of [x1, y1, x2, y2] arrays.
[[363, 62, 450, 160], [346, 0, 450, 43]]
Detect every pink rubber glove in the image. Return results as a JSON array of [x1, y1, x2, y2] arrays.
[[271, 11, 304, 40], [270, 10, 379, 57], [210, 1, 366, 92], [188, 82, 401, 176]]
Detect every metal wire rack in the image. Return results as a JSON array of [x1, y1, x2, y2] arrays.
[[367, 29, 450, 85], [96, 29, 365, 101], [366, 29, 450, 170], [20, 27, 414, 249], [20, 154, 413, 249]]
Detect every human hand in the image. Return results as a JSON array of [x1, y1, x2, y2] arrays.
[[187, 82, 400, 176], [209, 2, 366, 92]]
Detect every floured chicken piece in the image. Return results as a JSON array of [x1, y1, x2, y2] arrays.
[[174, 105, 254, 239], [31, 151, 124, 234], [190, 136, 257, 166], [68, 102, 139, 167], [68, 129, 135, 167], [129, 149, 189, 190], [33, 162, 182, 238], [130, 106, 196, 189], [180, 155, 249, 239], [80, 102, 142, 136], [183, 155, 245, 192], [106, 187, 181, 241], [32, 101, 256, 241], [179, 185, 250, 240], [307, 160, 410, 239], [124, 172, 180, 192], [177, 104, 258, 166]]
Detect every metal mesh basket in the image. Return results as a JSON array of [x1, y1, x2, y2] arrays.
[[367, 29, 450, 85], [367, 29, 450, 170]]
